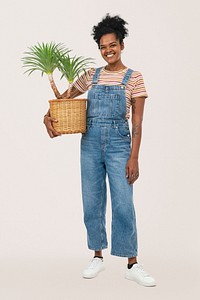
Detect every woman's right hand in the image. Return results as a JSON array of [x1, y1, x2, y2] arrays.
[[43, 115, 61, 138]]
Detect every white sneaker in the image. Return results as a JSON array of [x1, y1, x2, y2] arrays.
[[82, 257, 105, 279], [125, 263, 156, 287]]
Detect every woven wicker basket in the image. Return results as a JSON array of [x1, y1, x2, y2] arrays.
[[49, 98, 87, 134]]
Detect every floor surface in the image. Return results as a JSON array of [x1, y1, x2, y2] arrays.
[[0, 255, 199, 300]]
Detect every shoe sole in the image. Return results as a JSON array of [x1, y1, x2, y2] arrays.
[[125, 274, 156, 287], [83, 266, 105, 279]]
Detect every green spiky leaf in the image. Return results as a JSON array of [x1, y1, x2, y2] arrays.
[[21, 42, 71, 76], [57, 53, 95, 83]]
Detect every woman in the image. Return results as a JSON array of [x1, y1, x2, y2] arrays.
[[44, 14, 156, 287]]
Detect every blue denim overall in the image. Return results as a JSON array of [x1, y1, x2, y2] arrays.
[[80, 67, 138, 257]]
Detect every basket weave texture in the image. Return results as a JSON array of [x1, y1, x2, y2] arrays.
[[49, 98, 87, 134]]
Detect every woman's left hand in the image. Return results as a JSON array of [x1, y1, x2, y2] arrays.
[[126, 158, 139, 185]]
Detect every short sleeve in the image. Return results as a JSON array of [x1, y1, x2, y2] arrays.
[[131, 72, 148, 100], [71, 68, 95, 93]]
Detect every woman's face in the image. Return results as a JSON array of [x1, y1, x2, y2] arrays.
[[99, 33, 124, 65]]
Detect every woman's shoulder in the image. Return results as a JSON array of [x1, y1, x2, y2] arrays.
[[78, 67, 96, 81], [131, 69, 143, 76], [83, 67, 96, 77], [88, 67, 96, 72], [129, 70, 145, 82]]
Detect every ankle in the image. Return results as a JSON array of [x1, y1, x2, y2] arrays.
[[128, 257, 137, 264], [94, 251, 103, 257]]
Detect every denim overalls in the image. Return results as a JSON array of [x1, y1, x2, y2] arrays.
[[80, 67, 138, 257]]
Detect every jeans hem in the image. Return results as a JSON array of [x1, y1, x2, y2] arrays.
[[110, 251, 138, 258], [88, 246, 108, 251]]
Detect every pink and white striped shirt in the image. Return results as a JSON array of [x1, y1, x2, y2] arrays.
[[72, 66, 148, 119]]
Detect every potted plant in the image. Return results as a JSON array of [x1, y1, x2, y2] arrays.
[[21, 42, 94, 134]]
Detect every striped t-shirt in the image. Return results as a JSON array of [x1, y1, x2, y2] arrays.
[[72, 66, 148, 119]]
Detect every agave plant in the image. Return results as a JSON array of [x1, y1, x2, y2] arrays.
[[21, 42, 94, 99]]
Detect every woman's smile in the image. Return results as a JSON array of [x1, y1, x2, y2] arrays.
[[106, 53, 115, 57], [105, 52, 116, 60]]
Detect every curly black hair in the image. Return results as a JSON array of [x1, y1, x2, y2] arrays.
[[91, 13, 129, 49]]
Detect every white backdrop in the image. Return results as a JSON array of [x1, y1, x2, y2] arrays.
[[0, 0, 200, 299]]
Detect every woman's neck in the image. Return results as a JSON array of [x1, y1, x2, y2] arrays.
[[105, 62, 126, 72]]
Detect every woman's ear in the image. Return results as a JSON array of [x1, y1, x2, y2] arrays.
[[121, 42, 125, 51]]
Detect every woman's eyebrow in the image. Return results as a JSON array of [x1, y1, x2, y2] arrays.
[[100, 41, 117, 47]]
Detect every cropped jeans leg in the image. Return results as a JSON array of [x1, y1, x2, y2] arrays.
[[80, 140, 108, 251], [105, 138, 138, 257]]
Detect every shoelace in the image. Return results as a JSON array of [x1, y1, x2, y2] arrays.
[[133, 264, 151, 277], [88, 258, 102, 269]]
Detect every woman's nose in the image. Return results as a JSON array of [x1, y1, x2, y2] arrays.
[[105, 47, 112, 53]]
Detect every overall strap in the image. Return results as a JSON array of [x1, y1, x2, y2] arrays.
[[92, 67, 103, 84], [121, 68, 134, 86]]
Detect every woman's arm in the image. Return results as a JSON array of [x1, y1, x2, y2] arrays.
[[126, 97, 146, 184], [60, 85, 84, 99]]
